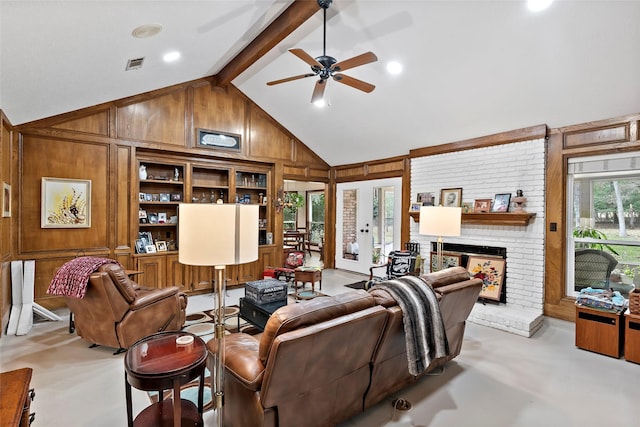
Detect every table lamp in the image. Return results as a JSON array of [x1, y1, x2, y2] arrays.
[[419, 206, 461, 271], [178, 203, 258, 427]]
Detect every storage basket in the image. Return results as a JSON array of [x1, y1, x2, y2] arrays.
[[629, 288, 640, 315]]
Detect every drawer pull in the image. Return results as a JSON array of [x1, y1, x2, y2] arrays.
[[29, 412, 36, 425], [29, 388, 36, 401]]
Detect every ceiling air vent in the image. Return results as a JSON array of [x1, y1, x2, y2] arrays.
[[126, 57, 145, 71]]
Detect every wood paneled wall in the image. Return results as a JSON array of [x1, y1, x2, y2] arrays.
[[7, 79, 330, 311], [545, 114, 640, 321], [329, 155, 410, 260], [1, 110, 13, 330]]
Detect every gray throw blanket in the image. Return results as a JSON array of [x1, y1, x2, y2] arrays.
[[370, 275, 449, 375]]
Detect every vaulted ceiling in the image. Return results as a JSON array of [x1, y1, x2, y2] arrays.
[[2, 1, 639, 165]]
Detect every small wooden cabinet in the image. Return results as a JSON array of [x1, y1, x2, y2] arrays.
[[575, 305, 624, 358], [624, 310, 640, 364], [0, 368, 35, 427]]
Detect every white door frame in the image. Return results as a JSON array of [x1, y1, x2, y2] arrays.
[[335, 178, 402, 275]]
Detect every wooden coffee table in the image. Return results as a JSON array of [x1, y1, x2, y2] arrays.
[[294, 267, 322, 299], [124, 331, 207, 427]]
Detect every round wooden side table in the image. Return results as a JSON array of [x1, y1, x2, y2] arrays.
[[124, 331, 207, 427]]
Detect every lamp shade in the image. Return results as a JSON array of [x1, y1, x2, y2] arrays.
[[178, 203, 259, 266], [419, 206, 461, 237]]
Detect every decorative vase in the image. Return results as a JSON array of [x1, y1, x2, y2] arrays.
[[513, 189, 527, 212], [139, 165, 147, 180]]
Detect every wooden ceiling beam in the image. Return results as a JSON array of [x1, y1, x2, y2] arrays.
[[212, 0, 319, 88]]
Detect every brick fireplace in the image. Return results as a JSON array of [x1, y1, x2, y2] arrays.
[[410, 139, 546, 337]]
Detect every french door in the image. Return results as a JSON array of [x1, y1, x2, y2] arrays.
[[335, 178, 402, 275]]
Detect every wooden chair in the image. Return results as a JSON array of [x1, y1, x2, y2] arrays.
[[369, 250, 420, 282], [274, 250, 306, 283]]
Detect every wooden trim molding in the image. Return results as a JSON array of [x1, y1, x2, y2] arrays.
[[545, 112, 640, 322], [332, 155, 407, 183], [563, 123, 629, 148], [212, 0, 319, 87], [409, 211, 536, 226], [409, 124, 548, 158]]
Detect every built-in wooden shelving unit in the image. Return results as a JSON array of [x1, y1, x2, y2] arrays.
[[409, 211, 536, 226]]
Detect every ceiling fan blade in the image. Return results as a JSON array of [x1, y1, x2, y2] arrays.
[[310, 79, 327, 104], [266, 73, 316, 86], [333, 74, 376, 93], [289, 48, 323, 69], [331, 52, 378, 72]]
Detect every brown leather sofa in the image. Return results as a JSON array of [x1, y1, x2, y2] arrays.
[[365, 266, 482, 409], [215, 267, 482, 427], [65, 263, 187, 352]]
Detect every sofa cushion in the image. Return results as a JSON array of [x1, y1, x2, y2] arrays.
[[258, 290, 375, 363]]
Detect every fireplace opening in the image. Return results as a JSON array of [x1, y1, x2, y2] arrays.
[[431, 242, 507, 304]]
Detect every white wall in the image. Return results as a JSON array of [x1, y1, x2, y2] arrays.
[[410, 139, 546, 337]]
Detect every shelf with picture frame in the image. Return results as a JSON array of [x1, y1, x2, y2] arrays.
[[134, 154, 275, 291], [137, 158, 185, 258], [409, 211, 536, 226]]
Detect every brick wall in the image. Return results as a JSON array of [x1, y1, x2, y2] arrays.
[[342, 189, 358, 256], [410, 139, 546, 337]]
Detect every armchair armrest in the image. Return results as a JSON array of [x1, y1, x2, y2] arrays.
[[129, 286, 182, 310], [369, 263, 388, 280], [217, 334, 265, 391]]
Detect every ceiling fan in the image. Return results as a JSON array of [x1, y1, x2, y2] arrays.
[[266, 0, 378, 104]]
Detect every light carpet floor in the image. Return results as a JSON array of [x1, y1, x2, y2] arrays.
[[1, 267, 638, 427]]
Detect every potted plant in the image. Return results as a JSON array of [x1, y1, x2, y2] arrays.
[[284, 192, 305, 213], [573, 226, 619, 255]]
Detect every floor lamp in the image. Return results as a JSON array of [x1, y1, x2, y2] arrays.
[[178, 203, 258, 427], [419, 206, 461, 272]]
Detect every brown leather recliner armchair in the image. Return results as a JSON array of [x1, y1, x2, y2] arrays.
[[65, 263, 187, 352]]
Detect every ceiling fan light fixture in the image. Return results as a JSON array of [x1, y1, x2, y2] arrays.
[[266, 0, 377, 103]]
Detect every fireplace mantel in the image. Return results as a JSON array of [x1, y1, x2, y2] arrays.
[[409, 211, 536, 226]]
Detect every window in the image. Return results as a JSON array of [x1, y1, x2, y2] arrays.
[[308, 191, 324, 245], [567, 153, 640, 298]]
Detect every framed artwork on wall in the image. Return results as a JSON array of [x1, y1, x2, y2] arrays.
[[467, 256, 505, 301], [430, 252, 462, 272], [440, 188, 462, 207], [197, 128, 241, 151], [41, 177, 91, 228]]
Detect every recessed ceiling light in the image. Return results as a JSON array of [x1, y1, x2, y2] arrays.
[[163, 51, 181, 62], [527, 0, 553, 12], [387, 61, 403, 75], [132, 23, 163, 39], [314, 99, 327, 108]]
